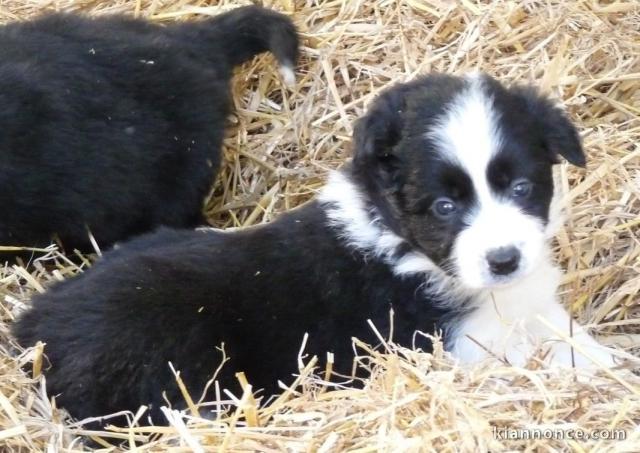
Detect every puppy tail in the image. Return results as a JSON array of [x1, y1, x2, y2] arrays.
[[200, 6, 299, 85]]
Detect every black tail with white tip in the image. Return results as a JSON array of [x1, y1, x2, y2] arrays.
[[191, 5, 299, 84]]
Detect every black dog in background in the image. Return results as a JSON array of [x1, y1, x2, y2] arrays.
[[0, 6, 298, 254]]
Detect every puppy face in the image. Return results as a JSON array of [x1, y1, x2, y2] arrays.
[[352, 74, 585, 290]]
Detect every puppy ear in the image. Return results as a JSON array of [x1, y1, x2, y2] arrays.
[[516, 87, 586, 167], [352, 85, 411, 177]]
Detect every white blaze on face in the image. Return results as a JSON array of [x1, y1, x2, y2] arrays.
[[428, 75, 546, 290]]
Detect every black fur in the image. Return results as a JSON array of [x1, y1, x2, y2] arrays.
[[13, 74, 584, 424], [0, 6, 298, 254], [511, 85, 586, 167], [14, 203, 451, 423]]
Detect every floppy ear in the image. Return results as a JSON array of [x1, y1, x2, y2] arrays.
[[352, 84, 411, 182], [516, 87, 586, 167]]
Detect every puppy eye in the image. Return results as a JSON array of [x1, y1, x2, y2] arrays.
[[510, 179, 532, 198], [431, 198, 457, 218]]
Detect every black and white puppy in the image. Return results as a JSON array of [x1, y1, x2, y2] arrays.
[[14, 73, 614, 424], [0, 6, 298, 253]]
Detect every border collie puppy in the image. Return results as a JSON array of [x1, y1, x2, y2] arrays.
[[0, 6, 297, 254], [14, 73, 614, 423]]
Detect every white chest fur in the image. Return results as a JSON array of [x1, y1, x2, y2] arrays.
[[448, 256, 614, 368]]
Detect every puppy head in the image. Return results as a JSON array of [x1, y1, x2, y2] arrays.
[[351, 73, 584, 290]]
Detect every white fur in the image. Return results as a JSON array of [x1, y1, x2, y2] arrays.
[[319, 171, 401, 256], [279, 65, 296, 87], [448, 257, 615, 367], [454, 201, 546, 289], [393, 252, 435, 275], [429, 75, 501, 182]]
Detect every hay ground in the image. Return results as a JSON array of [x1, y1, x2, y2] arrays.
[[1, 0, 639, 451]]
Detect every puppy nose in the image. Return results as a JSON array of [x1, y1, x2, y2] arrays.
[[486, 246, 520, 276]]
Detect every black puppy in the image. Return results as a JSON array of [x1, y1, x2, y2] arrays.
[[14, 74, 613, 424], [0, 6, 298, 254]]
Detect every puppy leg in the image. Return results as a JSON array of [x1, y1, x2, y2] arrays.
[[449, 297, 615, 368], [528, 301, 616, 368]]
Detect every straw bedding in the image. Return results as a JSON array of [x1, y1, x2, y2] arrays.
[[0, 0, 639, 451]]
